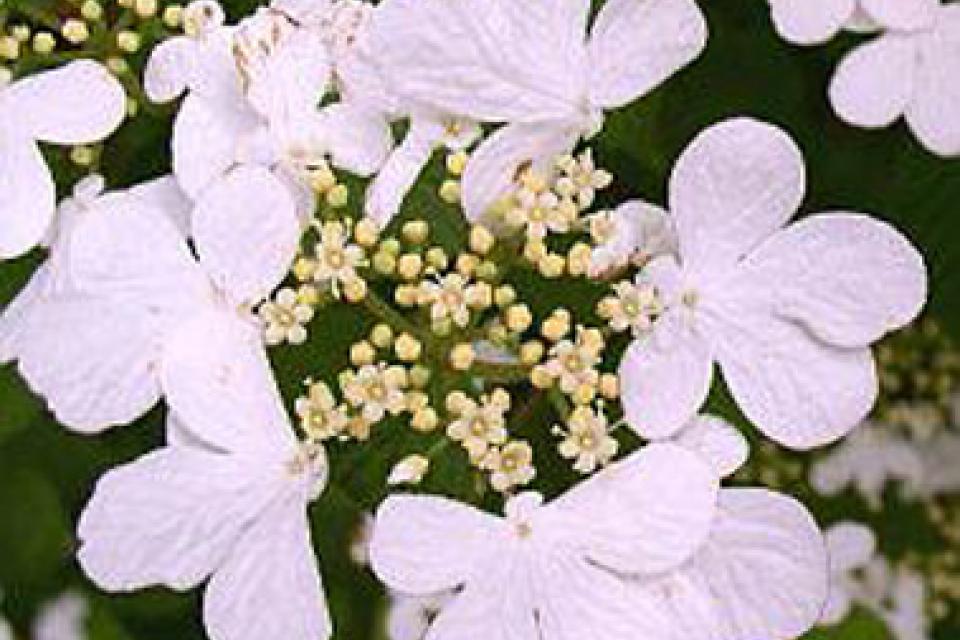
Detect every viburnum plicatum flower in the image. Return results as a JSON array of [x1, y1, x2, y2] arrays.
[[368, 0, 708, 224], [618, 118, 927, 449], [0, 60, 126, 259], [0, 174, 191, 365], [16, 166, 299, 432], [820, 522, 877, 626], [78, 321, 332, 640], [371, 439, 827, 640], [766, 0, 960, 156]]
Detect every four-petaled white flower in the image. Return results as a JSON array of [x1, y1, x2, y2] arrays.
[[16, 166, 300, 432], [0, 61, 126, 259], [618, 118, 927, 449], [78, 321, 333, 640], [767, 0, 960, 157], [371, 439, 828, 640], [368, 0, 708, 224]]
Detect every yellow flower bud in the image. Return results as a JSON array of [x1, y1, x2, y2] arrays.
[[406, 390, 430, 412], [494, 285, 516, 308], [523, 240, 547, 263], [342, 278, 367, 302], [397, 253, 423, 281], [297, 284, 321, 307], [567, 242, 592, 277], [446, 151, 468, 176], [474, 260, 498, 281], [439, 180, 461, 204], [70, 146, 95, 167], [394, 333, 422, 362], [117, 30, 141, 53], [0, 37, 20, 61], [32, 32, 56, 55], [326, 184, 349, 208], [411, 407, 439, 432], [402, 220, 430, 245], [572, 383, 596, 406], [580, 327, 605, 353], [599, 373, 619, 400], [308, 166, 337, 193], [394, 285, 419, 307], [431, 318, 453, 337], [490, 388, 511, 411], [520, 340, 545, 365], [372, 251, 397, 275], [353, 218, 379, 247], [445, 391, 470, 413], [379, 238, 401, 256], [541, 315, 570, 342], [530, 365, 554, 389], [469, 225, 495, 255], [456, 253, 479, 277], [162, 4, 184, 28], [350, 341, 376, 366], [292, 256, 318, 282], [369, 323, 394, 349], [425, 246, 448, 270], [465, 282, 493, 309], [409, 365, 431, 389], [106, 57, 128, 75], [449, 343, 475, 371], [538, 253, 566, 279], [135, 0, 158, 17], [505, 304, 533, 333], [61, 19, 90, 45]]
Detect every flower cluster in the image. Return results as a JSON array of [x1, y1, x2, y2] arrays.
[[0, 0, 938, 639]]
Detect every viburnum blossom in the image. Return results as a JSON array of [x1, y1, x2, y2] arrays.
[[0, 61, 126, 259], [766, 0, 960, 156], [368, 0, 708, 224], [77, 322, 332, 640], [618, 118, 927, 449], [15, 166, 299, 431]]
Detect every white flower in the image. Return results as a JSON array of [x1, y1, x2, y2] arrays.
[[767, 0, 960, 156], [555, 405, 619, 474], [14, 166, 300, 433], [446, 391, 510, 463], [481, 441, 537, 492], [370, 441, 827, 640], [77, 323, 332, 640], [820, 522, 877, 626], [368, 0, 708, 224], [386, 591, 453, 640], [617, 118, 927, 449], [0, 174, 191, 365], [810, 424, 926, 509], [0, 619, 10, 640], [260, 287, 315, 345], [341, 363, 408, 423], [0, 61, 126, 259], [33, 591, 87, 640], [588, 200, 677, 278], [313, 221, 366, 292], [388, 454, 430, 486], [671, 413, 751, 479]]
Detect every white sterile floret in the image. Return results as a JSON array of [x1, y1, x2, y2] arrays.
[[368, 0, 708, 225], [15, 166, 300, 433], [0, 174, 191, 365], [77, 323, 333, 640], [618, 118, 927, 450], [820, 522, 878, 626], [588, 200, 677, 278], [0, 61, 126, 259], [766, 0, 960, 156], [371, 441, 829, 640]]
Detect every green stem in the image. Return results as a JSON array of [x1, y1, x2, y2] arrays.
[[358, 288, 429, 343]]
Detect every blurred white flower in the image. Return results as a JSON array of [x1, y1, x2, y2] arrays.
[[820, 522, 877, 625], [0, 61, 126, 259], [14, 166, 299, 432], [78, 322, 333, 640], [368, 0, 708, 224], [33, 591, 87, 640], [386, 591, 453, 640], [617, 118, 926, 449], [766, 0, 935, 45]]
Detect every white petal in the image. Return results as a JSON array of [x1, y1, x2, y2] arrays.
[[161, 308, 296, 458], [192, 166, 300, 305], [739, 213, 926, 348], [364, 117, 442, 228], [713, 304, 878, 450], [77, 446, 281, 591], [820, 588, 853, 626], [619, 310, 715, 440], [0, 133, 55, 259], [0, 264, 51, 363], [825, 522, 876, 573], [127, 175, 194, 237], [204, 496, 331, 640], [172, 93, 257, 199], [670, 118, 805, 273], [143, 36, 194, 103], [316, 103, 393, 176], [588, 0, 707, 109], [534, 553, 674, 640], [462, 122, 579, 225], [370, 0, 587, 123], [552, 443, 719, 574], [17, 297, 161, 433], [5, 60, 126, 144], [674, 414, 750, 478], [674, 489, 828, 640], [69, 196, 206, 319], [906, 9, 960, 156], [829, 35, 917, 129], [766, 0, 855, 45], [860, 0, 937, 31], [370, 495, 501, 595], [242, 27, 330, 120]]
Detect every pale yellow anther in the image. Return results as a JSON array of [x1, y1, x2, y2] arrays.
[[32, 32, 56, 55], [505, 304, 533, 334], [343, 278, 367, 302], [372, 251, 397, 276], [520, 340, 545, 366], [353, 219, 379, 247], [449, 343, 475, 371], [162, 5, 184, 28], [425, 246, 449, 270], [397, 253, 423, 281], [494, 285, 516, 308], [402, 220, 430, 245], [350, 341, 376, 366], [370, 323, 394, 349], [446, 150, 469, 176], [411, 407, 439, 432], [439, 180, 461, 204], [394, 333, 422, 362], [62, 19, 90, 45], [469, 225, 495, 255], [117, 30, 141, 53], [326, 184, 349, 208], [599, 373, 619, 400]]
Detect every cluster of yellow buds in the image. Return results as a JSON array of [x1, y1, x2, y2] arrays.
[[439, 150, 469, 204]]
